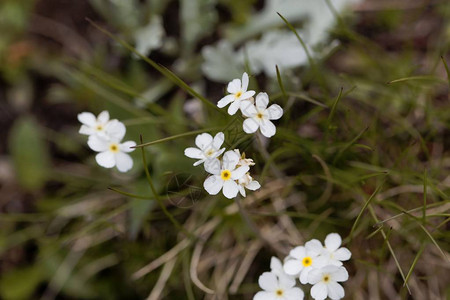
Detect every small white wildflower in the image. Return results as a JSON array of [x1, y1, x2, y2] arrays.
[[217, 72, 255, 115], [233, 149, 255, 167], [322, 233, 352, 266], [283, 239, 327, 284], [254, 272, 304, 300], [240, 92, 283, 138], [78, 110, 111, 137], [237, 173, 261, 197], [308, 265, 349, 300], [184, 132, 225, 166], [270, 257, 296, 281], [87, 120, 136, 172], [203, 150, 249, 199]]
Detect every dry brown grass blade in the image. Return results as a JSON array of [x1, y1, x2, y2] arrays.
[[190, 241, 215, 295], [146, 258, 177, 300], [229, 240, 263, 294]]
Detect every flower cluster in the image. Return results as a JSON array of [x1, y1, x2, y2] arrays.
[[254, 233, 351, 300], [218, 72, 284, 138], [184, 132, 260, 199], [78, 111, 136, 172]]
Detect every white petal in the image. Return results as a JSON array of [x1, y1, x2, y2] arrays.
[[267, 104, 283, 120], [223, 180, 239, 199], [97, 110, 110, 123], [331, 266, 349, 282], [79, 125, 95, 135], [241, 72, 249, 91], [289, 246, 306, 260], [87, 135, 109, 152], [222, 150, 239, 170], [217, 94, 235, 108], [227, 78, 241, 94], [299, 267, 311, 284], [325, 233, 342, 252], [231, 165, 250, 180], [203, 176, 223, 195], [246, 180, 261, 191], [253, 291, 276, 300], [213, 132, 225, 149], [259, 119, 276, 138], [307, 268, 323, 285], [77, 112, 96, 126], [193, 159, 206, 166], [227, 99, 242, 115], [258, 272, 278, 292], [283, 259, 302, 276], [238, 185, 246, 197], [270, 257, 283, 274], [184, 147, 204, 159], [105, 120, 126, 141], [327, 282, 345, 300], [115, 152, 133, 172], [284, 287, 304, 300], [195, 133, 213, 150], [334, 248, 351, 262], [278, 274, 295, 289], [314, 255, 329, 268], [240, 101, 257, 117], [255, 92, 269, 110], [95, 151, 115, 168], [310, 282, 328, 300], [240, 90, 255, 101], [243, 118, 260, 134], [305, 239, 324, 257], [120, 141, 136, 153], [204, 158, 221, 175]]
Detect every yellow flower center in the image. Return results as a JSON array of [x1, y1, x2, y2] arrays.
[[256, 112, 264, 119], [323, 275, 330, 282], [302, 256, 312, 267], [109, 143, 119, 153], [220, 170, 231, 181], [235, 91, 242, 98], [206, 149, 214, 157], [275, 289, 284, 296], [96, 124, 103, 131]]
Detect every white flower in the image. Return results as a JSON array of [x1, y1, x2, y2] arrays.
[[78, 111, 111, 137], [233, 149, 255, 167], [322, 233, 352, 266], [217, 72, 256, 115], [87, 120, 136, 172], [237, 173, 261, 197], [184, 132, 225, 166], [308, 265, 349, 300], [240, 93, 283, 138], [270, 257, 296, 281], [203, 150, 249, 199], [254, 272, 304, 300], [283, 239, 327, 284]]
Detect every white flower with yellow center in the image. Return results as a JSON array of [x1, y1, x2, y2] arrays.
[[87, 120, 136, 172], [217, 72, 256, 115], [78, 110, 111, 137], [184, 132, 225, 166], [283, 239, 327, 284], [237, 173, 261, 197], [203, 150, 249, 199], [240, 92, 283, 138], [253, 272, 304, 300], [322, 233, 352, 266], [308, 265, 349, 300]]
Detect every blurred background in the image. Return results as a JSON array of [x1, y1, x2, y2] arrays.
[[0, 0, 449, 299]]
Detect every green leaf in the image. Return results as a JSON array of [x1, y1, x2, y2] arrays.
[[0, 265, 43, 299], [9, 116, 50, 190]]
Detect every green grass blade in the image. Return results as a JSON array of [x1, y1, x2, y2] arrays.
[[403, 243, 426, 287], [287, 92, 328, 108], [441, 56, 450, 85], [275, 65, 288, 102], [333, 126, 369, 164], [387, 75, 446, 84], [327, 87, 343, 125], [107, 187, 153, 200]]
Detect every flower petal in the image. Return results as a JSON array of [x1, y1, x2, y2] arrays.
[[310, 282, 328, 300], [238, 185, 246, 197], [246, 180, 261, 191], [195, 133, 213, 150], [307, 268, 323, 285], [289, 246, 306, 260], [255, 92, 269, 110], [193, 159, 206, 166], [325, 233, 342, 252], [222, 150, 240, 170], [278, 273, 296, 289], [299, 267, 311, 284], [223, 180, 239, 199], [203, 175, 223, 195], [333, 248, 352, 262], [331, 266, 349, 282], [283, 259, 302, 276], [120, 141, 136, 153], [258, 272, 278, 292], [327, 282, 345, 300], [204, 158, 221, 174], [115, 152, 133, 172], [240, 101, 257, 117], [213, 132, 225, 149], [267, 104, 283, 120], [79, 125, 95, 136], [184, 147, 204, 159], [270, 257, 283, 274], [88, 135, 109, 152], [241, 72, 249, 91], [305, 239, 324, 257], [95, 151, 115, 168], [228, 99, 242, 115], [105, 120, 126, 141], [254, 291, 276, 300], [217, 94, 235, 108], [240, 90, 255, 101], [284, 287, 304, 300], [77, 112, 96, 126], [97, 110, 110, 123], [227, 78, 241, 94], [243, 118, 260, 134], [259, 120, 276, 138], [231, 165, 250, 180]]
